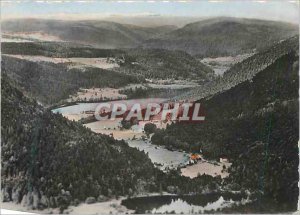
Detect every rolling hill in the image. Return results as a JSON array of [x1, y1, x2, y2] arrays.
[[2, 19, 176, 48], [3, 18, 297, 58], [1, 42, 214, 105], [115, 48, 214, 80], [1, 42, 214, 80], [1, 55, 141, 105], [144, 17, 298, 57]]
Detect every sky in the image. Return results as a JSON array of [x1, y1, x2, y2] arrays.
[[1, 0, 299, 24]]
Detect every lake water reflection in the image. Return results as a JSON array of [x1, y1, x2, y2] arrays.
[[127, 140, 189, 170], [122, 193, 248, 214]]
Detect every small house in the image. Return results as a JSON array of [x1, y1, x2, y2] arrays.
[[188, 153, 202, 165], [220, 156, 229, 163]]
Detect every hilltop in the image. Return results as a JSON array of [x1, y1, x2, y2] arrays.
[[2, 19, 176, 48], [144, 17, 298, 57], [3, 17, 297, 58]]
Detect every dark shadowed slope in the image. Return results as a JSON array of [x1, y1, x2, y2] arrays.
[[1, 42, 126, 57], [1, 74, 161, 211], [175, 36, 298, 101], [1, 74, 225, 212], [151, 44, 299, 213]]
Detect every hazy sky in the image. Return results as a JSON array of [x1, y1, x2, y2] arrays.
[[1, 0, 299, 24]]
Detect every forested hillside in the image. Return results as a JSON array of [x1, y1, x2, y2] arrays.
[[1, 74, 158, 210], [115, 48, 214, 80], [2, 56, 141, 105], [2, 16, 299, 214], [2, 42, 125, 58], [2, 42, 214, 81], [1, 74, 224, 212], [145, 17, 298, 57], [176, 36, 298, 101], [151, 50, 299, 211]]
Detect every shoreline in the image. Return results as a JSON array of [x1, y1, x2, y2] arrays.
[[1, 192, 174, 215]]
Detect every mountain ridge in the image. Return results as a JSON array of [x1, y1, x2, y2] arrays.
[[3, 17, 298, 56], [144, 17, 298, 56]]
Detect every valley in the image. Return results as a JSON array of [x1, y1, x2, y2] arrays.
[[200, 53, 254, 76], [3, 54, 120, 70], [52, 100, 231, 177], [1, 15, 299, 214]]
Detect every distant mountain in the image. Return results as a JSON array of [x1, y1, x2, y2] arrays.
[[3, 18, 297, 56], [144, 17, 298, 57], [2, 19, 176, 48], [101, 15, 204, 28]]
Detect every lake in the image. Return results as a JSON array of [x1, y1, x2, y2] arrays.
[[121, 193, 249, 214], [52, 100, 230, 178], [52, 98, 167, 116], [127, 140, 189, 170]]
